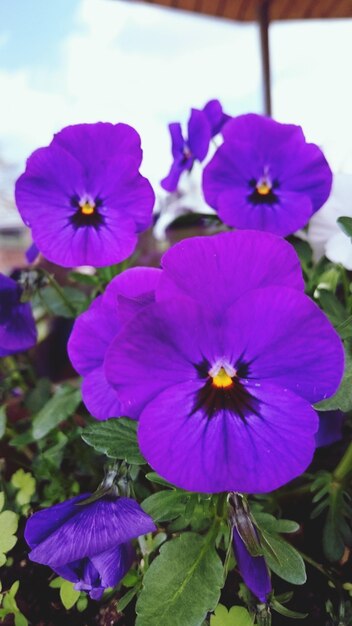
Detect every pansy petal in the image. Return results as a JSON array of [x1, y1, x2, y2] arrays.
[[25, 494, 91, 548], [68, 295, 119, 376], [82, 367, 122, 420], [28, 497, 156, 567], [315, 410, 345, 447], [103, 266, 161, 325], [161, 159, 188, 192], [216, 188, 313, 236], [169, 123, 185, 158], [91, 542, 135, 588], [138, 380, 318, 493], [54, 122, 143, 170], [157, 231, 304, 312], [105, 297, 212, 418], [232, 527, 271, 602], [223, 286, 344, 403], [188, 108, 211, 161]]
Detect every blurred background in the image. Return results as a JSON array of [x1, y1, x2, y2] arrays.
[[0, 0, 352, 269]]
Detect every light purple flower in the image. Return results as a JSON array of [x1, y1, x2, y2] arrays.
[[25, 494, 156, 600], [203, 114, 333, 236], [67, 267, 161, 420], [0, 273, 37, 357], [105, 231, 344, 494], [15, 123, 155, 268]]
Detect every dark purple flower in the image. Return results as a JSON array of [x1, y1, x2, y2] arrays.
[[15, 123, 155, 268], [105, 231, 344, 493], [203, 99, 230, 137], [316, 410, 345, 447], [161, 109, 211, 193], [232, 526, 271, 602], [203, 114, 333, 236], [0, 274, 37, 357], [67, 267, 161, 420], [25, 494, 156, 600]]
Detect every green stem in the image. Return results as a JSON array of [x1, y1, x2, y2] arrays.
[[339, 266, 352, 310], [42, 270, 77, 316], [334, 441, 352, 482], [299, 549, 334, 580]]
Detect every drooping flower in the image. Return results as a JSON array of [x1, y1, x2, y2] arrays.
[[0, 274, 37, 357], [303, 174, 352, 268], [202, 114, 333, 236], [25, 494, 156, 600], [161, 100, 228, 193], [68, 267, 161, 420], [15, 123, 155, 268], [105, 231, 344, 493], [232, 527, 271, 603]]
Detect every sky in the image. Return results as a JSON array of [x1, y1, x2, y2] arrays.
[[0, 0, 351, 225]]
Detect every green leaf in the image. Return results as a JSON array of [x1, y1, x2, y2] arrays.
[[117, 585, 141, 612], [338, 216, 352, 238], [271, 597, 308, 619], [253, 512, 299, 535], [260, 531, 306, 585], [49, 577, 64, 589], [14, 613, 28, 626], [11, 469, 36, 506], [32, 385, 81, 439], [142, 490, 189, 522], [315, 348, 352, 412], [136, 532, 223, 626], [0, 493, 4, 513], [82, 418, 145, 464], [0, 406, 6, 440], [36, 285, 87, 317], [25, 378, 51, 413], [0, 509, 19, 563], [318, 290, 349, 330], [60, 580, 80, 610], [210, 604, 253, 626]]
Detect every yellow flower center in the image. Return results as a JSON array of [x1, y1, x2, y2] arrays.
[[256, 181, 271, 195], [80, 201, 95, 216], [211, 367, 234, 388]]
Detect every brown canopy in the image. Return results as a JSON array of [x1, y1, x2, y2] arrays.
[[135, 0, 352, 22], [129, 0, 352, 115]]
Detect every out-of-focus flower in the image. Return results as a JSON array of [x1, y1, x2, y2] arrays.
[[161, 100, 228, 193], [106, 231, 343, 494], [203, 114, 332, 236], [68, 267, 161, 420], [304, 174, 352, 269], [25, 494, 156, 600], [15, 123, 155, 268], [0, 273, 37, 356]]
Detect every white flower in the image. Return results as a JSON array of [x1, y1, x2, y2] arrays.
[[305, 173, 352, 269]]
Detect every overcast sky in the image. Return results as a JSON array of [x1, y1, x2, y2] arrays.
[[0, 0, 351, 208]]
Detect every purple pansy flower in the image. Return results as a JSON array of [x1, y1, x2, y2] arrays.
[[67, 267, 161, 420], [0, 274, 37, 357], [105, 231, 344, 493], [25, 494, 156, 600], [203, 114, 333, 236], [232, 527, 271, 603], [161, 109, 211, 193], [15, 123, 155, 268], [316, 410, 345, 448]]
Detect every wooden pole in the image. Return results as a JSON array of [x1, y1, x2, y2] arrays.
[[258, 0, 272, 116]]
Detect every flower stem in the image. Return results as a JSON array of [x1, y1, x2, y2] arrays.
[[334, 441, 352, 483], [42, 270, 77, 316]]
